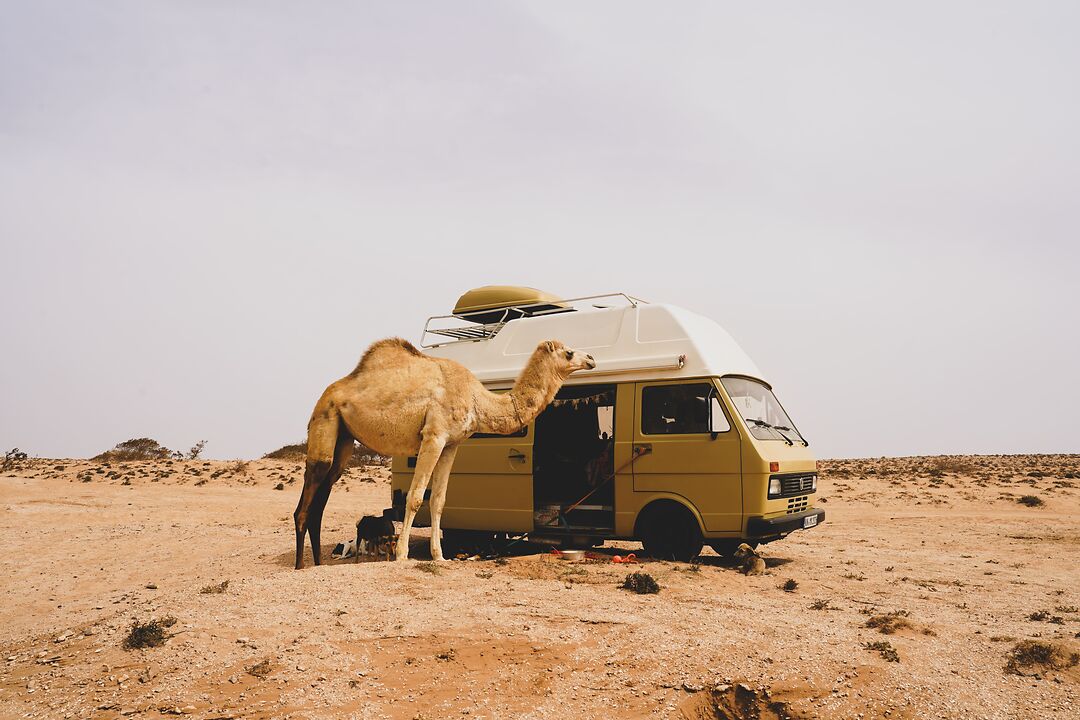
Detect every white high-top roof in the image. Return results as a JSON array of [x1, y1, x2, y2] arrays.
[[421, 298, 766, 389]]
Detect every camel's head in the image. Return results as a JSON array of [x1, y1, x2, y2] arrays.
[[540, 340, 596, 375]]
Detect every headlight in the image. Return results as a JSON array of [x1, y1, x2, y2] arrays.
[[811, 475, 818, 492], [768, 477, 781, 497]]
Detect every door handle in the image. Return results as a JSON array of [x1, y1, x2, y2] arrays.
[[634, 443, 652, 454], [508, 449, 527, 462]]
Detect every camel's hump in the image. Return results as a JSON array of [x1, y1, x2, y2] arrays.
[[351, 337, 425, 374]]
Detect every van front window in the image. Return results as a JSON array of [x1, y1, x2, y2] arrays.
[[720, 377, 806, 444]]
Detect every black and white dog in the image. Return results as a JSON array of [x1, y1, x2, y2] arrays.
[[355, 508, 397, 561]]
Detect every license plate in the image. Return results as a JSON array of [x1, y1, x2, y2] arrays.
[[803, 514, 818, 528]]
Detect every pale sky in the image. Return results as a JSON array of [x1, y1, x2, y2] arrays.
[[2, 1, 1077, 460]]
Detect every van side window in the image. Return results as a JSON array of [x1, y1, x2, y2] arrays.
[[641, 384, 715, 435]]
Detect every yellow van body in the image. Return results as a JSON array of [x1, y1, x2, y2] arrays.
[[390, 290, 823, 559]]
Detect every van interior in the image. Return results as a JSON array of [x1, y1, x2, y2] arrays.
[[532, 383, 616, 532]]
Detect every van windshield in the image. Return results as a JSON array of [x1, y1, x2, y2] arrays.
[[720, 377, 806, 444]]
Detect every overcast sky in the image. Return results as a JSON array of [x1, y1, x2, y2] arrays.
[[2, 1, 1077, 460]]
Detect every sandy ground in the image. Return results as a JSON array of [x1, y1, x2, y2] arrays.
[[1, 454, 1078, 720]]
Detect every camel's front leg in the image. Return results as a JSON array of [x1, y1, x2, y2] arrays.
[[427, 445, 459, 562], [396, 433, 447, 561]]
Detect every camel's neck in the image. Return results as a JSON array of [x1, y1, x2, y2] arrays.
[[474, 356, 564, 436]]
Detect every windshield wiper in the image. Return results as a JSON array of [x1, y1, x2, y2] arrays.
[[744, 418, 793, 445], [773, 424, 809, 447]]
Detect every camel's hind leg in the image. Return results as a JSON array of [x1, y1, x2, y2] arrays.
[[396, 432, 447, 561], [428, 444, 459, 562], [307, 431, 354, 566], [294, 406, 352, 569]]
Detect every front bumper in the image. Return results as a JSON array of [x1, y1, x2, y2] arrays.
[[746, 508, 824, 538]]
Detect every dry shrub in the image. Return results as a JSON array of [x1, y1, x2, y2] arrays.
[[200, 580, 229, 595], [929, 456, 972, 476], [95, 438, 173, 462], [621, 572, 660, 594], [415, 562, 442, 576], [231, 460, 250, 475], [123, 616, 176, 650], [866, 612, 912, 634], [264, 440, 387, 467], [263, 442, 307, 461], [864, 640, 900, 662], [1018, 495, 1044, 507], [246, 658, 273, 678], [2, 448, 29, 472], [1004, 640, 1079, 675], [187, 440, 207, 460]]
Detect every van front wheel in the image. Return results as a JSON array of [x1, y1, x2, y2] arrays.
[[708, 540, 741, 558], [639, 505, 703, 562]]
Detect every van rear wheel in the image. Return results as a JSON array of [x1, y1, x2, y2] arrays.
[[639, 504, 703, 562]]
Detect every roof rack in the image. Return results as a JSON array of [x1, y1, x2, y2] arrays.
[[420, 292, 646, 348]]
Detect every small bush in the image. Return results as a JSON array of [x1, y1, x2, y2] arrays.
[[95, 438, 173, 463], [200, 580, 229, 595], [263, 442, 307, 461], [1004, 640, 1079, 675], [863, 640, 900, 663], [929, 456, 972, 476], [1018, 495, 1044, 507], [621, 572, 660, 594], [231, 460, 250, 475], [866, 612, 912, 634], [782, 579, 798, 592], [246, 658, 273, 678], [123, 616, 176, 650], [415, 562, 442, 575], [810, 599, 832, 610], [2, 448, 29, 471], [263, 440, 388, 467], [187, 440, 208, 460]]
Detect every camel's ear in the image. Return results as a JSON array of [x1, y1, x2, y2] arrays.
[[544, 340, 555, 353]]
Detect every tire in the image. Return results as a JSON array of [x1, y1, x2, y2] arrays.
[[441, 529, 494, 556], [708, 539, 742, 558], [639, 504, 703, 562]]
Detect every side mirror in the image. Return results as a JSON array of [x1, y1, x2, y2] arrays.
[[709, 393, 729, 439]]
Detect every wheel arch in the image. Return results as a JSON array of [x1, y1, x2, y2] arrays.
[[632, 496, 705, 539]]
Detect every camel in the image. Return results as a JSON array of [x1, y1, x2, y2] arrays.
[[293, 337, 595, 568]]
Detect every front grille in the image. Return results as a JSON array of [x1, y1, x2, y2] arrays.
[[787, 496, 809, 514], [770, 473, 816, 499], [780, 474, 815, 495]]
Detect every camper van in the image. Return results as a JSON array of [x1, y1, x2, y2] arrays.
[[390, 287, 823, 561]]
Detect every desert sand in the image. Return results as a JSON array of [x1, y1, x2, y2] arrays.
[[1, 454, 1078, 719]]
